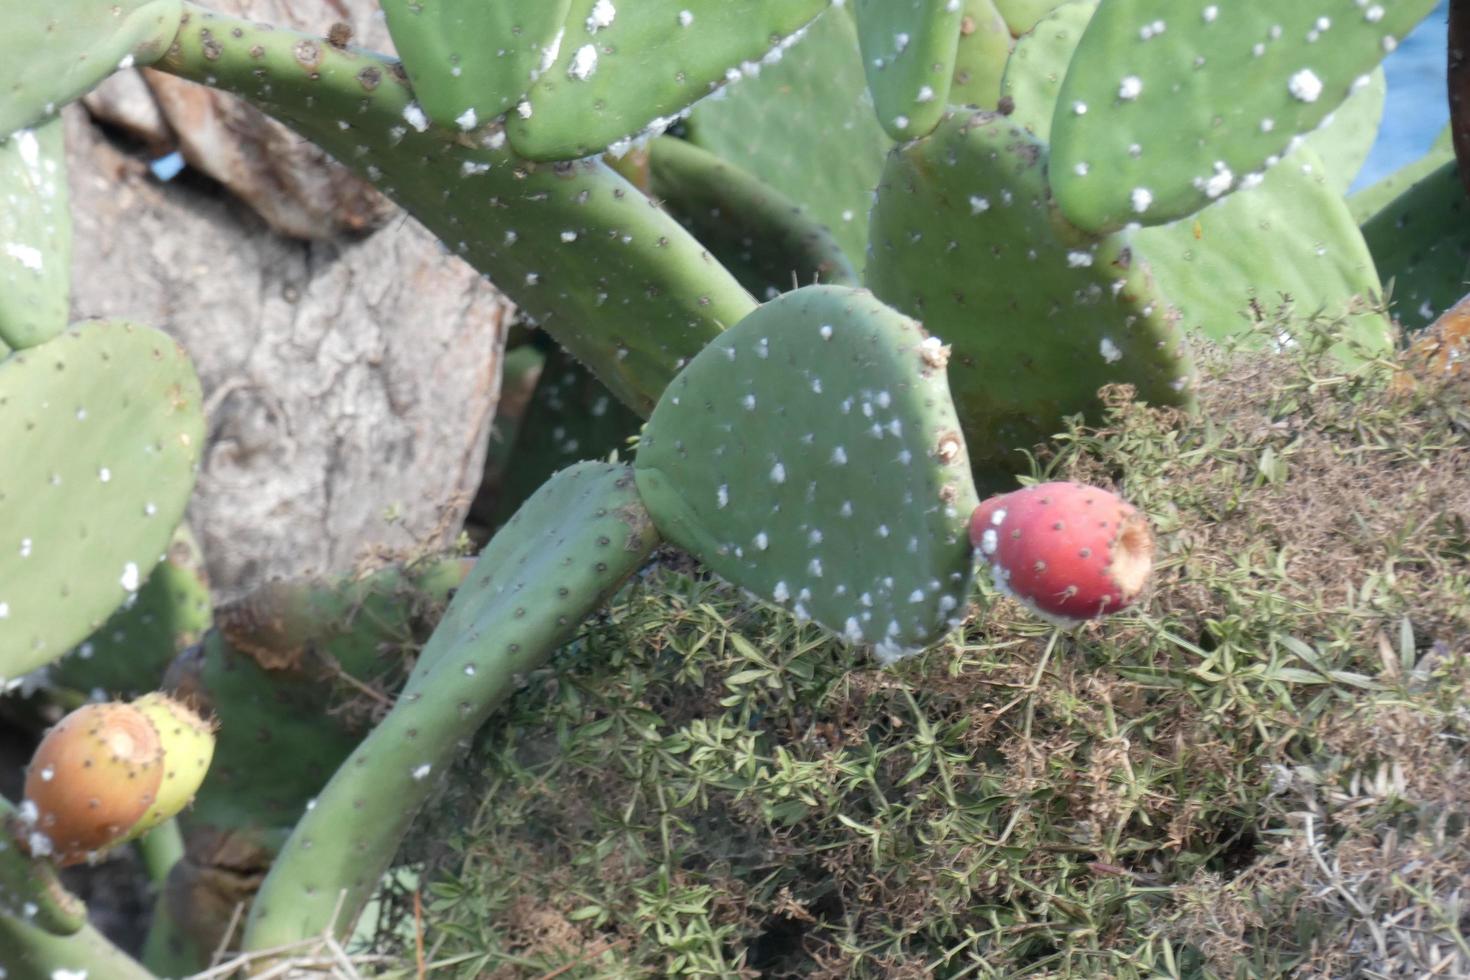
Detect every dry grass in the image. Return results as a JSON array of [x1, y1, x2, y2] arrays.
[[389, 310, 1470, 978]]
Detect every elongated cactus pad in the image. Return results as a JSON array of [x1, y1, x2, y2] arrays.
[[0, 322, 205, 683], [866, 109, 1194, 491], [0, 798, 84, 935], [999, 0, 1097, 140], [635, 285, 980, 660], [1048, 0, 1438, 233], [648, 137, 857, 299], [243, 463, 658, 950], [379, 0, 571, 130], [0, 0, 182, 138], [48, 524, 211, 698], [1135, 147, 1391, 352], [1362, 160, 1470, 331], [951, 0, 1014, 109], [160, 8, 754, 417], [0, 119, 70, 350], [507, 0, 829, 160], [0, 917, 153, 980], [686, 7, 890, 266], [855, 0, 966, 139]]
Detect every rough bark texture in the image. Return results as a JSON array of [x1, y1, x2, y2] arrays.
[[66, 99, 510, 599]]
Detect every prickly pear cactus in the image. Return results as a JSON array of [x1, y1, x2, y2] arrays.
[[507, 0, 830, 160], [1048, 0, 1439, 233], [0, 119, 69, 350], [950, 0, 1015, 108], [161, 10, 754, 417], [0, 799, 84, 935], [854, 0, 966, 139], [47, 525, 210, 698], [999, 0, 1096, 140], [685, 6, 891, 266], [865, 109, 1194, 489], [1362, 159, 1470, 330], [647, 137, 858, 299], [245, 463, 658, 949], [1134, 145, 1392, 351], [0, 322, 205, 683], [635, 285, 980, 660], [0, 0, 182, 137], [1350, 124, 1453, 223], [379, 0, 572, 130]]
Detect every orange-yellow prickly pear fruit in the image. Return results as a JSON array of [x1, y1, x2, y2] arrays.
[[21, 701, 164, 866]]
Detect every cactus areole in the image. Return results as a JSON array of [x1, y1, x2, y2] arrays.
[[969, 482, 1153, 625]]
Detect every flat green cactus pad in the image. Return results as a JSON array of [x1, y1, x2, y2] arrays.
[[48, 524, 210, 698], [379, 0, 571, 131], [635, 285, 980, 661], [685, 7, 890, 267], [995, 0, 1067, 34], [1048, 0, 1438, 233], [1303, 66, 1385, 196], [0, 0, 181, 138], [1000, 0, 1097, 140], [0, 322, 204, 684], [951, 0, 1014, 109], [0, 119, 70, 350], [1362, 159, 1470, 331], [245, 463, 658, 949], [1350, 124, 1453, 223], [854, 0, 966, 139], [648, 137, 857, 299], [1135, 146, 1392, 353], [866, 109, 1194, 491], [507, 0, 829, 160]]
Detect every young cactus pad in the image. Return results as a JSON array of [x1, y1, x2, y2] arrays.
[[949, 0, 1013, 109], [0, 322, 205, 682], [0, 797, 85, 935], [0, 0, 182, 137], [378, 0, 572, 130], [1047, 0, 1439, 233], [634, 284, 981, 662], [865, 109, 1194, 490], [0, 118, 70, 351], [854, 0, 966, 140], [506, 0, 829, 160], [242, 463, 658, 949]]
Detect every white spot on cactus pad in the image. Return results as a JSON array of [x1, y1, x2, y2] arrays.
[[770, 462, 786, 484], [455, 108, 477, 130], [1118, 76, 1143, 100], [831, 446, 848, 465], [401, 102, 429, 132], [678, 10, 694, 26], [1138, 19, 1166, 40], [98, 467, 111, 483], [754, 532, 769, 550], [1100, 337, 1122, 363], [587, 0, 617, 32], [1288, 69, 1324, 103], [1364, 4, 1384, 22], [1130, 187, 1154, 213], [411, 764, 432, 780], [3, 243, 43, 271], [120, 562, 141, 592], [569, 44, 599, 80], [1195, 163, 1233, 198], [916, 85, 935, 103], [1072, 101, 1088, 115], [893, 115, 910, 130], [819, 324, 833, 340], [1067, 250, 1094, 268], [717, 485, 729, 509], [1202, 5, 1218, 22], [19, 539, 31, 558]]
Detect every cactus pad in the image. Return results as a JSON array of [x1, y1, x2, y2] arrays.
[[0, 322, 204, 683], [1362, 159, 1470, 331], [635, 285, 980, 660], [995, 0, 1067, 34], [379, 0, 571, 130], [1350, 124, 1453, 223], [648, 137, 858, 299], [685, 7, 891, 266], [0, 798, 84, 935], [0, 119, 70, 350], [950, 0, 1015, 109], [507, 0, 829, 160], [854, 0, 966, 140], [244, 463, 658, 948], [1135, 145, 1392, 352], [1048, 0, 1438, 233], [999, 0, 1097, 140], [865, 109, 1194, 490], [0, 0, 182, 137]]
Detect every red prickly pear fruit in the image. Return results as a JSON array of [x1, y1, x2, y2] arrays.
[[969, 481, 1154, 625], [21, 701, 165, 866]]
